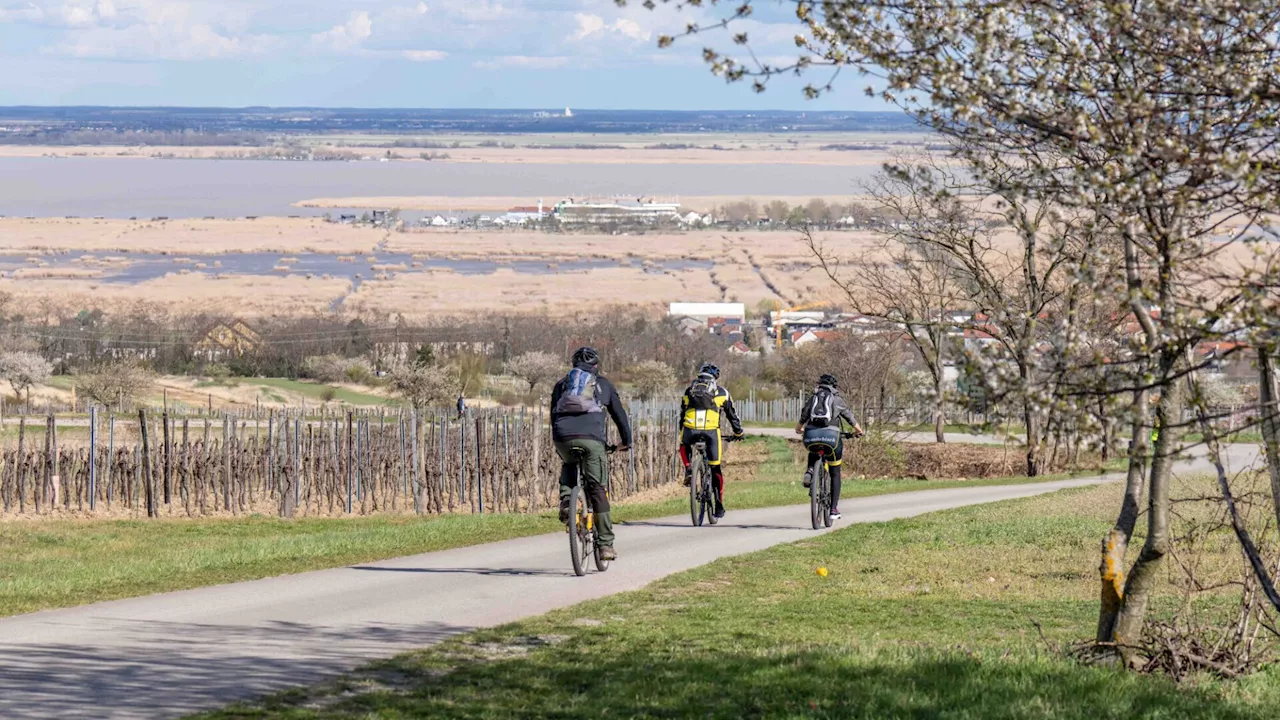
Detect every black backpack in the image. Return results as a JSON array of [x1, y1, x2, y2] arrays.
[[687, 376, 719, 410], [806, 387, 836, 428]]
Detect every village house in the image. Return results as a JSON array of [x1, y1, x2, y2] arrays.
[[194, 319, 261, 359]]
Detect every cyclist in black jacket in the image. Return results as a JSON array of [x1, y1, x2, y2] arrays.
[[795, 374, 863, 520], [550, 347, 632, 560], [678, 363, 744, 518]]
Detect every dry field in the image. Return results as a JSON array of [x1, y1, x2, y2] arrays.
[[0, 216, 1264, 319], [0, 217, 385, 255], [0, 272, 351, 317]]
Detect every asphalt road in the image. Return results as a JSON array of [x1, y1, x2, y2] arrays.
[[744, 426, 1007, 444], [0, 442, 1262, 719]]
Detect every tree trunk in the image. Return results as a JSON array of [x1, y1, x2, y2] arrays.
[[1023, 404, 1039, 477], [1110, 376, 1177, 665], [1259, 350, 1280, 533], [933, 366, 946, 443], [1096, 389, 1148, 643]]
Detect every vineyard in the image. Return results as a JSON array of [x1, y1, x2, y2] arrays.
[[0, 406, 683, 519]]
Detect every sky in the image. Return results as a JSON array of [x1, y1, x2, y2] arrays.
[[0, 0, 884, 110]]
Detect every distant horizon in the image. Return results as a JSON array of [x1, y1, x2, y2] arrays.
[[0, 105, 907, 115]]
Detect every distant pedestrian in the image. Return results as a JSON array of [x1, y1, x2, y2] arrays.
[[456, 394, 466, 419]]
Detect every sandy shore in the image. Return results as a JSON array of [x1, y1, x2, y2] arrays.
[[0, 217, 386, 255]]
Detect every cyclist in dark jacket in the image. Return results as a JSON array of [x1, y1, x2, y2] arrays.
[[794, 373, 863, 520], [550, 347, 632, 560]]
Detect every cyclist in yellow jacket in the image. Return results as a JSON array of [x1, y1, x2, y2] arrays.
[[679, 363, 744, 518]]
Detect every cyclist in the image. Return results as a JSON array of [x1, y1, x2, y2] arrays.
[[550, 347, 632, 561], [794, 373, 864, 520], [678, 363, 744, 518]]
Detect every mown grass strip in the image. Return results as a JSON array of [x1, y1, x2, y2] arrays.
[[198, 482, 1280, 720]]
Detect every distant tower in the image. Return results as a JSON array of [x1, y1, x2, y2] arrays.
[[538, 198, 543, 217], [564, 107, 573, 118]]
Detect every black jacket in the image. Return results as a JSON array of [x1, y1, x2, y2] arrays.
[[799, 386, 858, 429], [550, 363, 633, 446]]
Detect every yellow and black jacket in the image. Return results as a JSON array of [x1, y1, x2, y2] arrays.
[[680, 383, 744, 435]]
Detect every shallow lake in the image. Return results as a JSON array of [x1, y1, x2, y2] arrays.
[[0, 157, 876, 219]]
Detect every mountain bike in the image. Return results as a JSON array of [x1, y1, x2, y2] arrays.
[[567, 444, 616, 577], [689, 435, 742, 527], [806, 431, 855, 530]]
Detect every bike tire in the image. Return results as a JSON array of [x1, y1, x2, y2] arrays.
[[568, 484, 589, 577], [593, 542, 611, 572], [809, 459, 823, 530], [821, 467, 833, 528], [704, 461, 719, 526], [689, 456, 701, 527]]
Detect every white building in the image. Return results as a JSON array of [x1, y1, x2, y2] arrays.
[[669, 302, 747, 322], [502, 199, 549, 224], [554, 197, 681, 225]]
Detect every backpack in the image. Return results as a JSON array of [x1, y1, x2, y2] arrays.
[[554, 367, 603, 415], [687, 376, 719, 410], [806, 387, 835, 428]]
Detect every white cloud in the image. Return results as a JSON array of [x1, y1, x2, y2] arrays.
[[573, 11, 650, 43], [573, 12, 604, 39], [401, 49, 446, 61], [610, 18, 649, 42], [311, 10, 372, 51], [474, 55, 569, 70]]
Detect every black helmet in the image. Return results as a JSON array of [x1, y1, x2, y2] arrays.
[[699, 363, 720, 379], [818, 373, 838, 388], [572, 346, 599, 367]]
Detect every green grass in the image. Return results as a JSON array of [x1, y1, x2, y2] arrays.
[[240, 378, 389, 407], [0, 437, 1110, 618], [198, 481, 1280, 720]]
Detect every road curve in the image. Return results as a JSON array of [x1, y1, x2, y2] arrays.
[[0, 444, 1261, 719]]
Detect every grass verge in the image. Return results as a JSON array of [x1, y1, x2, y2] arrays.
[[199, 480, 1280, 720], [0, 437, 1113, 618]]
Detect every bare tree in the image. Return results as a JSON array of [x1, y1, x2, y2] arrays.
[[387, 363, 459, 409], [76, 360, 155, 410], [506, 351, 562, 393], [0, 351, 51, 404], [805, 201, 964, 443], [628, 360, 678, 401]]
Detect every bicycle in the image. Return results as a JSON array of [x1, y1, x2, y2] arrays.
[[688, 435, 742, 527], [567, 444, 616, 577], [806, 431, 855, 531]]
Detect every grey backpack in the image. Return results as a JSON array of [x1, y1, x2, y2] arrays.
[[555, 367, 603, 414]]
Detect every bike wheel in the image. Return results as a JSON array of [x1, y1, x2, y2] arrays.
[[809, 459, 823, 530], [703, 462, 719, 526], [593, 537, 611, 572], [568, 484, 589, 577], [689, 457, 701, 527]]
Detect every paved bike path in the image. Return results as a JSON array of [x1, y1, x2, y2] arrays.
[[0, 443, 1260, 719]]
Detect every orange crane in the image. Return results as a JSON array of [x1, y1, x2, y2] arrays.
[[772, 301, 829, 350]]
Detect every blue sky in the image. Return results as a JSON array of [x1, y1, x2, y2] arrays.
[[0, 0, 882, 109]]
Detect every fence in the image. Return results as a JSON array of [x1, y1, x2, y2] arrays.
[[0, 405, 682, 519]]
